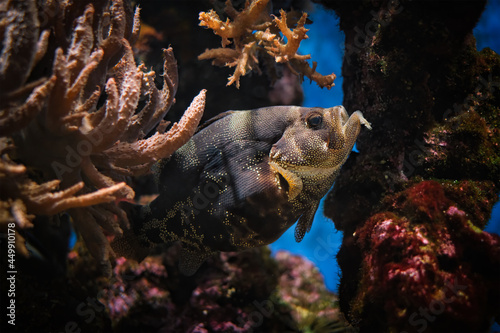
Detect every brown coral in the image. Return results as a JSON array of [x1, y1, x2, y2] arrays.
[[0, 0, 206, 274], [198, 0, 336, 89]]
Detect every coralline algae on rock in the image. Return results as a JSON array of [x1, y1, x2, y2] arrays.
[[99, 245, 350, 332]]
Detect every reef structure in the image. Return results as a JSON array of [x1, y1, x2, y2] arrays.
[[0, 0, 206, 274], [100, 246, 351, 332], [316, 0, 500, 331]]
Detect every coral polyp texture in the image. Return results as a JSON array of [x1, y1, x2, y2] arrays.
[[198, 0, 336, 88], [0, 0, 205, 273]]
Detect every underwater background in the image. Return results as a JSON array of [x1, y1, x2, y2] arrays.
[[270, 0, 500, 293], [1, 0, 499, 332]]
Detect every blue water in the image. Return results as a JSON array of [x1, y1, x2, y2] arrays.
[[270, 0, 500, 294], [474, 0, 500, 54], [269, 5, 345, 292], [485, 198, 500, 234]]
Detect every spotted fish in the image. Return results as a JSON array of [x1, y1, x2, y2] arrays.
[[112, 105, 371, 275]]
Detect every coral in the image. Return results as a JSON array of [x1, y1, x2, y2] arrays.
[[0, 1, 340, 332], [316, 0, 500, 331], [423, 107, 500, 185], [274, 251, 354, 333], [132, 1, 305, 122], [198, 0, 336, 88], [96, 246, 350, 332], [0, 0, 206, 273], [350, 181, 500, 332]]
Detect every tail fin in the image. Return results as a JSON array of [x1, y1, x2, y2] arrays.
[[111, 202, 149, 262]]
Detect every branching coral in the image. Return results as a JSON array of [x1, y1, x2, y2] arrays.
[[0, 0, 206, 274], [198, 0, 336, 89]]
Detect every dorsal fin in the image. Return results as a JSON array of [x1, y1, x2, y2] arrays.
[[195, 110, 237, 133]]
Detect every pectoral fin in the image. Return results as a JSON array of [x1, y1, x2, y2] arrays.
[[195, 110, 237, 133], [294, 201, 319, 242]]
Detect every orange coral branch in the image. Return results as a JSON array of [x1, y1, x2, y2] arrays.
[[198, 0, 335, 89], [199, 0, 270, 46], [81, 156, 135, 200], [0, 0, 39, 94], [67, 49, 104, 103], [33, 30, 50, 65], [198, 48, 241, 67], [67, 5, 95, 78], [11, 199, 34, 229], [0, 162, 26, 174], [0, 76, 56, 135], [0, 0, 207, 272], [266, 10, 311, 63], [82, 78, 119, 149], [26, 181, 128, 216], [130, 7, 141, 44], [104, 89, 206, 167], [289, 60, 337, 90], [228, 42, 258, 88], [71, 207, 114, 274], [87, 205, 123, 236]]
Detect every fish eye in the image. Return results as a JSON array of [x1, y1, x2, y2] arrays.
[[306, 114, 323, 128]]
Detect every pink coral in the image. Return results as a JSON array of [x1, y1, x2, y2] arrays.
[[98, 246, 348, 332], [349, 181, 500, 332]]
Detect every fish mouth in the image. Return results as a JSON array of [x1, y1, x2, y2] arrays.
[[269, 155, 340, 201], [269, 160, 303, 201]]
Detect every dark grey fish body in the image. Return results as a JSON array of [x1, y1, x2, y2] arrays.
[[114, 105, 371, 275]]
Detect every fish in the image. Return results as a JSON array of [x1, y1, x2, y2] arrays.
[[112, 105, 371, 275]]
